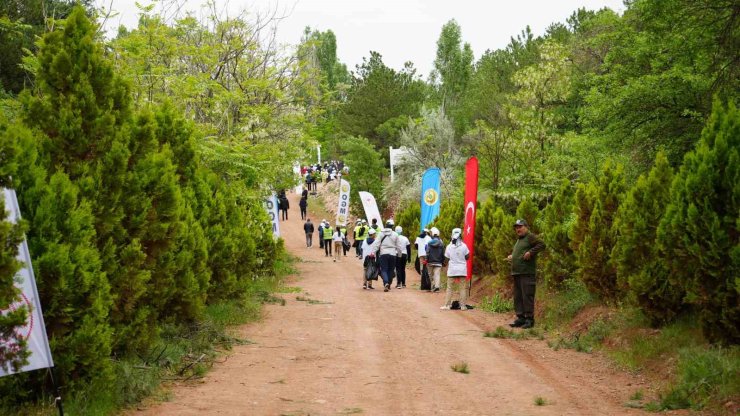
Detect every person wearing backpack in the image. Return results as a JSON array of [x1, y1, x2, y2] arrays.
[[425, 227, 445, 293], [369, 221, 404, 292], [339, 224, 350, 257], [353, 220, 365, 258], [441, 228, 471, 310]]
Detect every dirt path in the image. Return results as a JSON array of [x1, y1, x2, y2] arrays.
[[131, 191, 653, 416]]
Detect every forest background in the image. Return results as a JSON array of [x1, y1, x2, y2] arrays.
[[0, 0, 737, 414]]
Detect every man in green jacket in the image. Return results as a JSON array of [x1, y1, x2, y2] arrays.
[[507, 219, 545, 329]]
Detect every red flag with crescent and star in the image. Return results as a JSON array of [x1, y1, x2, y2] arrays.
[[463, 156, 478, 281]]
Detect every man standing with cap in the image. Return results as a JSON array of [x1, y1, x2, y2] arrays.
[[507, 219, 545, 329]]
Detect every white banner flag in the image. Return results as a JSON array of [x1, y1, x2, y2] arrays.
[[336, 179, 350, 226], [358, 191, 382, 228], [292, 162, 303, 195], [0, 188, 54, 377], [264, 194, 280, 238]]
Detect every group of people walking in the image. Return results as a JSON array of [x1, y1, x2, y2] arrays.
[[298, 190, 545, 328]]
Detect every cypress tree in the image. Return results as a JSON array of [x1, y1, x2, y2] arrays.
[[612, 152, 681, 324], [657, 101, 739, 344], [571, 160, 626, 301], [515, 197, 540, 233], [474, 198, 496, 273], [541, 180, 576, 289]]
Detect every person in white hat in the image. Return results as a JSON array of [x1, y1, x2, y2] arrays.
[[441, 228, 470, 310], [361, 228, 379, 289], [425, 227, 445, 292], [369, 221, 404, 291]]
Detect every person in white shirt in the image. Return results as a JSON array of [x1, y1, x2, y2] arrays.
[[332, 226, 344, 262], [394, 226, 411, 289], [441, 228, 470, 310], [369, 222, 404, 292]]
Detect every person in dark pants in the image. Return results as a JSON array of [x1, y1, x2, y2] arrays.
[[299, 197, 307, 220], [369, 222, 403, 292], [303, 218, 314, 247], [318, 220, 325, 249], [279, 195, 289, 220], [507, 219, 545, 329], [323, 221, 333, 256], [394, 226, 411, 288]]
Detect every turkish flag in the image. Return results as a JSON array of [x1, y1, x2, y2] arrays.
[[463, 157, 478, 281]]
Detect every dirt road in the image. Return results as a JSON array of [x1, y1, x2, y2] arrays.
[[132, 192, 651, 416]]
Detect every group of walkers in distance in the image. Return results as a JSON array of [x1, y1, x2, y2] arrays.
[[301, 161, 348, 192]]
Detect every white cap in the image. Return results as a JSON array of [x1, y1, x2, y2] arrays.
[[431, 227, 440, 236], [387, 218, 394, 225], [368, 228, 377, 235], [451, 228, 462, 239], [395, 226, 402, 234]]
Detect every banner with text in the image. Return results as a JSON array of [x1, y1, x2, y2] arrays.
[[0, 188, 54, 377], [336, 179, 351, 226], [264, 194, 280, 238], [358, 191, 382, 228], [463, 157, 479, 281], [420, 167, 441, 231]]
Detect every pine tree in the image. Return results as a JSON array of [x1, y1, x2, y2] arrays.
[[612, 152, 681, 324], [571, 160, 626, 300], [541, 180, 576, 288], [515, 198, 540, 233], [474, 198, 496, 273], [657, 101, 739, 344]]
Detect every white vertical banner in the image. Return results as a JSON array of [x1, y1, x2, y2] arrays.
[[292, 162, 303, 194], [335, 179, 350, 226], [358, 191, 382, 227], [0, 188, 54, 377], [264, 194, 280, 238], [389, 146, 410, 182]]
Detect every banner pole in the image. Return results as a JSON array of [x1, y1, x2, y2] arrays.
[[49, 367, 64, 416]]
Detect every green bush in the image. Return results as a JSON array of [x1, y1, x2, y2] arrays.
[[612, 152, 682, 325], [395, 199, 421, 238], [571, 160, 626, 301], [540, 180, 576, 289], [657, 101, 739, 344]]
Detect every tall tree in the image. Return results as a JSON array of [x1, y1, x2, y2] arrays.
[[432, 19, 474, 134]]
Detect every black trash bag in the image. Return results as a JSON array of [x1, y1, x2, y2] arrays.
[[364, 257, 380, 281], [420, 266, 431, 291], [414, 256, 421, 275], [450, 301, 475, 310]]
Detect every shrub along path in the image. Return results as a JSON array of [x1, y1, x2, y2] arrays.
[[131, 191, 658, 416]]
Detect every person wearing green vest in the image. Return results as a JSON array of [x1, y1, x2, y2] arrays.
[[323, 221, 334, 257], [507, 219, 545, 329], [353, 220, 367, 258]]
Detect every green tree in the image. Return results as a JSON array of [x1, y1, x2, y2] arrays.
[[657, 101, 739, 344], [338, 52, 426, 148], [432, 19, 473, 134], [339, 136, 386, 213], [612, 152, 680, 324], [571, 160, 626, 300], [540, 180, 576, 288]]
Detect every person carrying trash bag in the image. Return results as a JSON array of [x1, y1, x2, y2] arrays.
[[361, 228, 379, 289]]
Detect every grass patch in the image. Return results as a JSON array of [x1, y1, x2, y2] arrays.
[[484, 326, 544, 340], [278, 286, 302, 293], [650, 346, 739, 411], [630, 389, 644, 401], [540, 278, 593, 330], [547, 317, 614, 353], [295, 295, 333, 305], [534, 396, 547, 406], [339, 408, 364, 414], [479, 293, 514, 313], [451, 362, 470, 374]]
